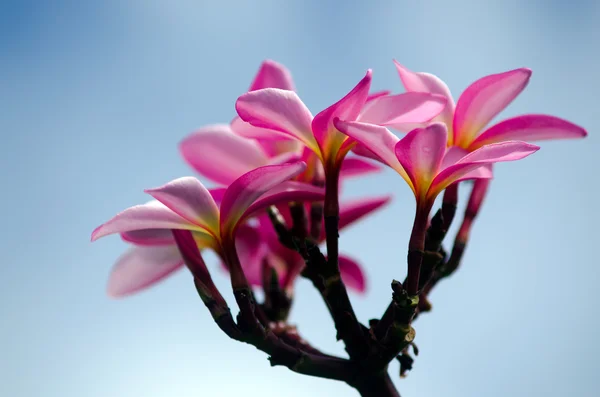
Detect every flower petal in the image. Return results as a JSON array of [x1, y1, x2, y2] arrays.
[[358, 92, 447, 131], [220, 162, 307, 235], [230, 116, 290, 142], [249, 59, 295, 91], [243, 181, 325, 223], [180, 124, 269, 185], [394, 60, 455, 128], [339, 196, 391, 231], [312, 70, 372, 157], [339, 255, 366, 293], [429, 141, 539, 199], [121, 229, 175, 246], [107, 245, 184, 298], [453, 68, 532, 147], [235, 89, 318, 153], [468, 114, 588, 150], [334, 119, 408, 181], [339, 157, 382, 179], [91, 201, 201, 242], [366, 90, 391, 102], [145, 177, 220, 234], [394, 123, 448, 197], [232, 224, 269, 286]]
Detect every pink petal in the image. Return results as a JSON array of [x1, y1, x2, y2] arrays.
[[439, 147, 493, 182], [258, 138, 304, 157], [121, 229, 174, 246], [339, 157, 382, 179], [339, 196, 391, 231], [312, 70, 372, 155], [220, 162, 307, 235], [351, 143, 386, 164], [233, 224, 269, 286], [243, 180, 325, 222], [180, 124, 269, 185], [91, 201, 201, 242], [394, 60, 455, 128], [394, 123, 448, 197], [366, 90, 391, 102], [338, 255, 366, 293], [358, 92, 448, 131], [106, 245, 184, 298], [429, 141, 540, 199], [334, 119, 406, 177], [468, 114, 588, 150], [235, 89, 318, 152], [249, 59, 295, 91], [453, 68, 532, 147], [145, 177, 220, 233]]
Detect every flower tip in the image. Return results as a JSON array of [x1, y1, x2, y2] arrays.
[[90, 226, 103, 242]]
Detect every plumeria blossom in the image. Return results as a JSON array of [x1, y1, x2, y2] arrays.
[[237, 195, 392, 294], [91, 162, 327, 293], [393, 61, 587, 150], [235, 69, 448, 214], [335, 121, 539, 210]]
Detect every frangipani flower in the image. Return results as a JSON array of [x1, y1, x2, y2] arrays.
[[235, 70, 448, 214], [394, 61, 587, 150], [92, 162, 326, 291], [238, 195, 392, 294]]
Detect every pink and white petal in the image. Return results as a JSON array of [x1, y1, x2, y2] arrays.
[[394, 123, 448, 197], [429, 141, 539, 199], [236, 89, 318, 153], [312, 70, 372, 154], [453, 68, 532, 147], [394, 60, 455, 127], [351, 143, 387, 164], [243, 181, 325, 223], [468, 114, 588, 150], [220, 162, 307, 234], [334, 119, 407, 181], [266, 151, 303, 167], [230, 116, 289, 141], [121, 229, 174, 246], [107, 245, 184, 298], [91, 201, 202, 242], [358, 92, 447, 129], [338, 255, 367, 293], [249, 59, 296, 92], [339, 157, 382, 179], [338, 196, 391, 231], [258, 138, 304, 157], [145, 177, 220, 233], [180, 124, 269, 185]]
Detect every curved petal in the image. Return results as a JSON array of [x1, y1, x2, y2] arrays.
[[312, 70, 372, 157], [230, 116, 290, 142], [394, 123, 448, 198], [358, 92, 447, 131], [258, 138, 304, 157], [468, 114, 588, 150], [243, 181, 325, 223], [91, 201, 203, 242], [394, 60, 455, 128], [249, 59, 295, 91], [220, 162, 307, 235], [235, 89, 318, 153], [107, 245, 184, 298], [453, 68, 532, 147], [429, 141, 539, 199], [145, 177, 220, 234], [366, 90, 391, 102], [121, 229, 174, 246], [339, 157, 382, 179], [338, 255, 366, 293], [180, 124, 268, 185], [334, 119, 408, 182]]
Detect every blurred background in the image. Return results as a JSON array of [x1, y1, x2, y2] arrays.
[[1, 1, 598, 396]]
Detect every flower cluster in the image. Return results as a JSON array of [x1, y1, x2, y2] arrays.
[[91, 60, 586, 395]]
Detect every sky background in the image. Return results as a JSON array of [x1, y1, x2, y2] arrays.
[[1, 1, 598, 396]]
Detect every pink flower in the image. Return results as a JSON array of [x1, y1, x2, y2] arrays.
[[234, 70, 448, 214], [393, 61, 587, 149], [334, 121, 539, 211], [91, 162, 325, 296]]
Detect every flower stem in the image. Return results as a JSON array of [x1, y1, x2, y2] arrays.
[[353, 372, 401, 397], [406, 204, 431, 296]]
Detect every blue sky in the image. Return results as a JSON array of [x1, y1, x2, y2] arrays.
[[1, 1, 598, 396]]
